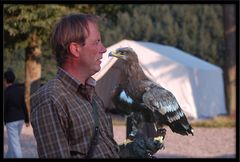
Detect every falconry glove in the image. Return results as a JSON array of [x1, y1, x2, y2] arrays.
[[118, 135, 165, 159]]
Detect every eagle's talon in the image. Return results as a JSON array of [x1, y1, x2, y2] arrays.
[[156, 128, 167, 139]]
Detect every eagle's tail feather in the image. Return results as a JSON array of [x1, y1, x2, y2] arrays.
[[169, 116, 194, 136]]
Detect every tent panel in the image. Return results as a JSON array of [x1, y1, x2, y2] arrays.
[[189, 68, 227, 119]]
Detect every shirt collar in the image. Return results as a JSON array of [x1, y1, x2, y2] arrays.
[[56, 67, 97, 93], [85, 77, 97, 87]]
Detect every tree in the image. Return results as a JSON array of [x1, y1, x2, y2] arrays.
[[3, 4, 96, 113], [223, 4, 236, 116], [24, 32, 42, 115], [4, 4, 65, 114]]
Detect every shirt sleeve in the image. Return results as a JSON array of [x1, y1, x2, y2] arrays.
[[31, 96, 71, 158]]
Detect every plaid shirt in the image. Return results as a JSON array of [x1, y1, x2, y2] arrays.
[[30, 67, 119, 158]]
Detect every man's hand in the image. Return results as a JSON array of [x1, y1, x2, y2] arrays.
[[119, 136, 165, 158]]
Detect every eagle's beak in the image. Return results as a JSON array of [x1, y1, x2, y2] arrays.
[[108, 50, 124, 58]]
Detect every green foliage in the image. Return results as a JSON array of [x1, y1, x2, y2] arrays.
[[3, 4, 96, 82], [4, 4, 225, 83], [101, 4, 225, 68]]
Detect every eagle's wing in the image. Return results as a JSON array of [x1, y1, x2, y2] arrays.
[[142, 85, 194, 136], [111, 84, 154, 121]]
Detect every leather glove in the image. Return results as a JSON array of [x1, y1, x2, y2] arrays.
[[119, 136, 164, 159]]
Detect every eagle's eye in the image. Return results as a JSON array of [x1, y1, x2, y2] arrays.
[[122, 50, 129, 55]]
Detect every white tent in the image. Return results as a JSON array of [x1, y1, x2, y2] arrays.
[[93, 39, 227, 119]]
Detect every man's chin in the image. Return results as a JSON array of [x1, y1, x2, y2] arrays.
[[92, 67, 101, 75]]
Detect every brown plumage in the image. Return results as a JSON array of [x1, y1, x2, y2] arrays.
[[109, 47, 194, 136]]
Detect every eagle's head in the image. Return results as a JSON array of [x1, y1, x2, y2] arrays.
[[108, 47, 139, 62]]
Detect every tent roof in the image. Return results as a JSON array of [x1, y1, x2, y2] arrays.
[[94, 39, 223, 80], [137, 41, 222, 71]]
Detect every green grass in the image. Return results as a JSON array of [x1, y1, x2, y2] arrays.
[[112, 115, 236, 128], [190, 115, 236, 128]]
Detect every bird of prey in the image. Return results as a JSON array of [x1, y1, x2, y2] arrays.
[[111, 84, 156, 138], [111, 84, 154, 121], [109, 47, 194, 137]]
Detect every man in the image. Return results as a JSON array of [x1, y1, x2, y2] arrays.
[[31, 13, 164, 159], [4, 69, 30, 158], [30, 13, 119, 158]]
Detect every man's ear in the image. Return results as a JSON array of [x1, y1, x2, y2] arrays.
[[68, 42, 80, 57]]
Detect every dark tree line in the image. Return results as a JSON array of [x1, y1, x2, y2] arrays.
[[3, 4, 236, 116], [223, 4, 236, 116]]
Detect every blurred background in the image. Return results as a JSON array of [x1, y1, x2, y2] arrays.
[[3, 3, 237, 158]]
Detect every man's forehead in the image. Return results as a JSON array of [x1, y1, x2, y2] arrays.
[[85, 22, 100, 40]]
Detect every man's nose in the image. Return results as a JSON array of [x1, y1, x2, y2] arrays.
[[100, 43, 107, 53]]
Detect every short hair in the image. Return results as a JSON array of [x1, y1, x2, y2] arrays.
[[4, 69, 15, 84], [50, 13, 99, 67]]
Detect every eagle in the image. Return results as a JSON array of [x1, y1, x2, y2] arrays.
[[109, 47, 194, 137], [111, 84, 157, 138]]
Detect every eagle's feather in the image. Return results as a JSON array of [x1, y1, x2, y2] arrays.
[[109, 47, 194, 136]]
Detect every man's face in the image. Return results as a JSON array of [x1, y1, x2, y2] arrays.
[[78, 22, 106, 76]]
